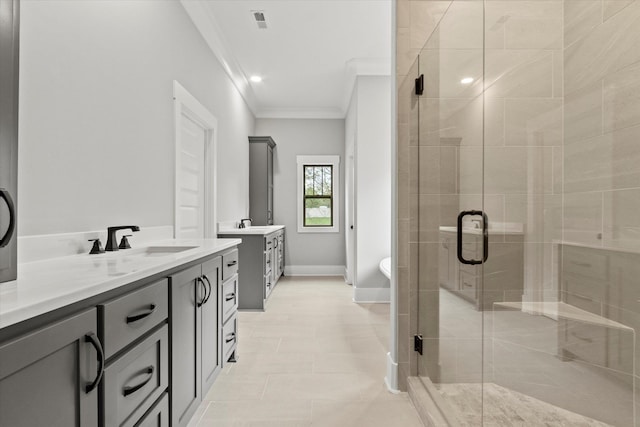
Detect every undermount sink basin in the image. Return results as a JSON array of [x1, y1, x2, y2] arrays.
[[126, 246, 198, 257]]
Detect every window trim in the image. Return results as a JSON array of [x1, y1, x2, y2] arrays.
[[303, 164, 334, 228], [297, 155, 340, 233]]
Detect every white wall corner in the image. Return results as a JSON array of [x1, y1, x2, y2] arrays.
[[284, 265, 346, 276], [341, 57, 392, 115], [179, 0, 259, 116], [353, 286, 391, 303], [385, 351, 400, 393]]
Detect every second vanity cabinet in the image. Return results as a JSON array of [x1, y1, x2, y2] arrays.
[[219, 228, 284, 310]]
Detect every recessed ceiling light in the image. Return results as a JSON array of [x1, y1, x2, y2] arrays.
[[250, 75, 263, 83], [460, 77, 474, 85]]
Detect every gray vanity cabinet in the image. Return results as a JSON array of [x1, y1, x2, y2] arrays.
[[169, 257, 221, 427], [249, 136, 276, 226], [218, 230, 284, 310], [0, 309, 100, 427]]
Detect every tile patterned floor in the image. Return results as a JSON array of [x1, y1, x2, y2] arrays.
[[188, 276, 424, 427]]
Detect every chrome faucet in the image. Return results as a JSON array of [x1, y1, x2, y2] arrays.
[[239, 218, 252, 229], [105, 225, 140, 251]]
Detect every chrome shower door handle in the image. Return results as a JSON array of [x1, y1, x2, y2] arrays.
[[456, 210, 489, 265]]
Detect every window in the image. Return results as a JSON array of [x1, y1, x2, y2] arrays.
[[297, 155, 340, 233]]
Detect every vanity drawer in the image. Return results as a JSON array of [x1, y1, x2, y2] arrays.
[[222, 312, 238, 363], [101, 279, 168, 359], [562, 246, 608, 281], [222, 249, 239, 280], [562, 274, 605, 306], [103, 325, 169, 427], [562, 320, 606, 367], [221, 274, 238, 323], [135, 392, 169, 427]]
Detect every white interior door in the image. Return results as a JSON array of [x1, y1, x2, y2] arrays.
[[173, 81, 217, 240], [177, 114, 206, 239]]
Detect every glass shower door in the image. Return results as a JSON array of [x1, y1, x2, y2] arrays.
[[413, 0, 640, 425], [415, 1, 486, 424]]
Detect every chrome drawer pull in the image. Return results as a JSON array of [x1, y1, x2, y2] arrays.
[[123, 366, 154, 397], [126, 304, 156, 324], [571, 332, 593, 343], [570, 261, 592, 268], [225, 332, 236, 343], [225, 293, 236, 301]]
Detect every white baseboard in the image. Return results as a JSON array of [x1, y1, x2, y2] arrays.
[[385, 352, 400, 394], [353, 286, 390, 303], [284, 265, 346, 276]]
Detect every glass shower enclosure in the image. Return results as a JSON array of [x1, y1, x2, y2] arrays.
[[410, 1, 640, 425]]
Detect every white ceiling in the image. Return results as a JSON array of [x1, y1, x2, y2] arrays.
[[181, 0, 392, 119]]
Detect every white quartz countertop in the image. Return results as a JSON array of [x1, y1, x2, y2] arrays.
[[218, 225, 285, 236], [0, 238, 241, 330]]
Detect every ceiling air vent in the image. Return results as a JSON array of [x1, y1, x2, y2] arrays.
[[252, 10, 267, 29]]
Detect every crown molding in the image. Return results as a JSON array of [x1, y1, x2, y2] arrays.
[[180, 0, 259, 115], [256, 107, 345, 120]]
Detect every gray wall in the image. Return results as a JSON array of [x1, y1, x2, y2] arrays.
[[255, 119, 346, 272], [18, 0, 254, 235]]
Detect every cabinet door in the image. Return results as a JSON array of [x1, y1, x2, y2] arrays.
[[0, 309, 100, 427], [169, 265, 203, 427], [201, 256, 221, 394], [0, 0, 19, 283]]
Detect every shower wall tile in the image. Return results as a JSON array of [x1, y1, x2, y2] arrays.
[[563, 192, 603, 245], [485, 50, 554, 98], [398, 220, 409, 268], [462, 147, 555, 195], [552, 50, 564, 98], [398, 267, 409, 316], [504, 99, 563, 146], [564, 125, 640, 193], [564, 2, 640, 95], [485, 98, 505, 146], [424, 0, 483, 49], [410, 0, 451, 50], [603, 60, 640, 133], [420, 97, 483, 147], [416, 194, 459, 243], [563, 1, 601, 48], [563, 80, 603, 143], [603, 0, 636, 21], [397, 0, 410, 29], [419, 243, 440, 291], [505, 17, 562, 49], [398, 172, 410, 220], [552, 146, 563, 195], [603, 188, 640, 245], [505, 194, 562, 242], [417, 146, 458, 195], [409, 147, 419, 195], [422, 49, 484, 99]]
